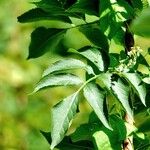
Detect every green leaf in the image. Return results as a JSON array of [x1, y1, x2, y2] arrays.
[[34, 0, 64, 13], [109, 53, 120, 68], [97, 73, 112, 90], [83, 82, 112, 130], [40, 131, 51, 144], [98, 0, 134, 44], [137, 54, 149, 67], [42, 58, 94, 77], [79, 26, 109, 52], [92, 115, 126, 150], [34, 74, 83, 92], [71, 124, 91, 142], [51, 92, 79, 149], [41, 131, 93, 150], [17, 8, 72, 23], [97, 73, 133, 118], [122, 73, 146, 106], [142, 77, 150, 84], [28, 27, 66, 59], [77, 48, 109, 71], [111, 78, 133, 119], [131, 7, 150, 37], [67, 0, 99, 16]]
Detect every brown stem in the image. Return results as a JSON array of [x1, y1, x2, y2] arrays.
[[123, 114, 134, 150]]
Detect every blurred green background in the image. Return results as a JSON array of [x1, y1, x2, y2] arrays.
[[0, 1, 91, 149], [0, 0, 150, 150]]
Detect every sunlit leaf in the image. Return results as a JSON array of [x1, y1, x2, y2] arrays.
[[51, 92, 79, 149], [97, 73, 112, 90], [34, 74, 83, 92], [83, 82, 112, 130], [42, 58, 94, 77], [122, 73, 146, 106], [111, 78, 133, 119]]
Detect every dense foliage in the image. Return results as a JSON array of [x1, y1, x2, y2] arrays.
[[18, 0, 150, 149]]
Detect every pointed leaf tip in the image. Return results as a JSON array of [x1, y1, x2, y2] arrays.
[[51, 92, 79, 148], [83, 82, 112, 130]]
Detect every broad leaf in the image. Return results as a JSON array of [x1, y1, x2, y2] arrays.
[[28, 27, 66, 59], [42, 58, 94, 77], [34, 74, 83, 92], [67, 0, 99, 16], [79, 26, 109, 52], [122, 73, 146, 106], [83, 82, 112, 130], [51, 92, 79, 149], [111, 78, 133, 119], [17, 8, 72, 23]]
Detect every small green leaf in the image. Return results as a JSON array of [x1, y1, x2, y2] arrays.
[[67, 0, 99, 16], [28, 27, 66, 59], [111, 78, 133, 119], [51, 92, 79, 149], [122, 73, 146, 106], [83, 82, 112, 130], [34, 74, 83, 92], [17, 8, 72, 23], [79, 26, 109, 52], [42, 58, 94, 77]]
